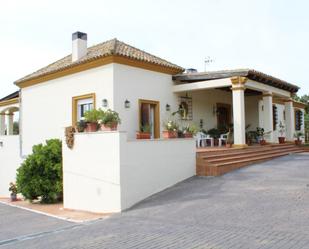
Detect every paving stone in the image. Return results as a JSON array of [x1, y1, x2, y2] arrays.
[[1, 153, 309, 249]]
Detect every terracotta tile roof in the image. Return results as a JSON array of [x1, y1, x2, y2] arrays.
[[15, 38, 184, 84], [173, 69, 300, 93], [0, 91, 19, 102]]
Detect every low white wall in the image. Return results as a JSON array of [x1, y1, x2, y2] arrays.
[[63, 132, 196, 213], [63, 132, 122, 213], [120, 136, 196, 210], [0, 136, 22, 197]]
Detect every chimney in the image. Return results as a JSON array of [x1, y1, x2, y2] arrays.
[[72, 31, 87, 62]]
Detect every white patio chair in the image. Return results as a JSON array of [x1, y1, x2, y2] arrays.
[[195, 132, 214, 147], [219, 133, 228, 146]]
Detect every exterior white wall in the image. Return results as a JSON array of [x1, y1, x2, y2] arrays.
[[188, 89, 232, 131], [113, 64, 178, 139], [63, 132, 122, 213], [245, 96, 260, 131], [21, 64, 114, 155], [63, 132, 196, 213], [0, 136, 22, 197], [120, 135, 196, 210]]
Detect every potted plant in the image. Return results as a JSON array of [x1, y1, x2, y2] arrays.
[[256, 127, 267, 145], [163, 120, 179, 138], [294, 131, 304, 146], [182, 124, 198, 138], [76, 119, 87, 132], [9, 182, 17, 202], [100, 109, 121, 131], [84, 109, 101, 132], [207, 128, 221, 146], [278, 121, 286, 144], [136, 124, 152, 139]]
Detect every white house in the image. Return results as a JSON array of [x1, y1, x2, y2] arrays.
[[0, 31, 306, 212]]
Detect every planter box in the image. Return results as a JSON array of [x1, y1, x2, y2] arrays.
[[100, 123, 118, 131], [278, 137, 286, 144], [183, 133, 193, 138], [163, 130, 178, 139], [85, 122, 98, 132], [136, 132, 151, 139], [260, 139, 267, 146]]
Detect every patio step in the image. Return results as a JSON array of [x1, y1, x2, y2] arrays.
[[205, 147, 300, 163], [198, 144, 295, 158], [196, 144, 305, 176]]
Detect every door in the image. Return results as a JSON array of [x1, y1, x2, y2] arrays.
[[139, 99, 160, 138], [216, 103, 231, 129]]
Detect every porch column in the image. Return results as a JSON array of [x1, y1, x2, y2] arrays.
[[0, 114, 5, 135], [262, 92, 274, 142], [231, 76, 247, 148], [284, 99, 295, 141], [6, 113, 14, 135]]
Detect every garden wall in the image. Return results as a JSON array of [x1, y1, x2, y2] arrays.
[[0, 136, 22, 197], [63, 131, 196, 213]]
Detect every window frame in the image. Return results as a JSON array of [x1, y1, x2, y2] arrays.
[[72, 93, 96, 126]]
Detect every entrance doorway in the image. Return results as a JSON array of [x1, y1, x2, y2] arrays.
[[139, 99, 160, 139], [216, 103, 231, 130]]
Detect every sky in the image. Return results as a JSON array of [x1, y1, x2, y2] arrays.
[[0, 0, 308, 97]]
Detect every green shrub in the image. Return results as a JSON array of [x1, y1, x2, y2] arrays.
[[16, 139, 63, 203]]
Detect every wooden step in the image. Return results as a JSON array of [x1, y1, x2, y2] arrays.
[[196, 145, 305, 177], [206, 148, 302, 164], [213, 150, 304, 167], [199, 145, 297, 160]]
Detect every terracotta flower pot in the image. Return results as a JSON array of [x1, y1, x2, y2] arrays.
[[278, 137, 285, 144], [183, 133, 193, 138], [163, 130, 178, 139], [295, 139, 302, 146], [100, 123, 118, 131], [136, 132, 151, 139], [85, 122, 98, 132], [260, 139, 267, 146]]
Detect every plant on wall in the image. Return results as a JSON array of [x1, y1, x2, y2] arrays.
[[136, 124, 152, 139], [163, 119, 179, 138], [16, 139, 63, 204], [84, 109, 102, 132], [100, 109, 121, 131]]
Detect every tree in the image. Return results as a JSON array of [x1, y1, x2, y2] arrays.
[[16, 139, 63, 203]]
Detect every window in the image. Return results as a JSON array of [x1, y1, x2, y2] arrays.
[[272, 105, 278, 131], [72, 93, 96, 125], [295, 109, 303, 131], [77, 98, 93, 121]]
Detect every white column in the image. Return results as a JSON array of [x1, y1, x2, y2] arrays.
[[285, 99, 295, 141], [231, 77, 247, 148], [262, 93, 274, 142], [6, 113, 14, 135], [0, 114, 5, 135]]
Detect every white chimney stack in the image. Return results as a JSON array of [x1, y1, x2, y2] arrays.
[[72, 31, 87, 62]]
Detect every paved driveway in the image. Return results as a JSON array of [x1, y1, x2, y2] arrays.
[[1, 153, 309, 249]]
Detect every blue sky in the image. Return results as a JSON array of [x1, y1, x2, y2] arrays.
[[1, 0, 308, 97]]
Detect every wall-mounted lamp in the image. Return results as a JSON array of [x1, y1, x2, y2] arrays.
[[102, 99, 108, 107], [0, 141, 3, 148], [124, 99, 130, 109], [166, 104, 171, 112]]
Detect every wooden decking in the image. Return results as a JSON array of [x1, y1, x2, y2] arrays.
[[196, 143, 306, 176]]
